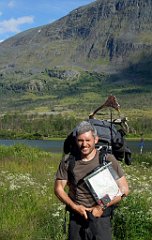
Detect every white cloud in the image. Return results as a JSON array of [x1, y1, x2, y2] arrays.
[[8, 1, 15, 8], [0, 16, 34, 34], [0, 11, 3, 16]]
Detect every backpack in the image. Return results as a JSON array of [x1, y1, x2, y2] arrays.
[[88, 118, 132, 165], [63, 118, 132, 165], [64, 95, 132, 165]]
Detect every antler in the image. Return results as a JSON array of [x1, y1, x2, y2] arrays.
[[89, 95, 120, 119]]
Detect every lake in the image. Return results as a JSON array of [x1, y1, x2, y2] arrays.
[[0, 139, 151, 154], [0, 139, 64, 153]]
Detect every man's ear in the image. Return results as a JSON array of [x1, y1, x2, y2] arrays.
[[95, 136, 99, 144]]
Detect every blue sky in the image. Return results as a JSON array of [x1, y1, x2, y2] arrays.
[[0, 0, 95, 42]]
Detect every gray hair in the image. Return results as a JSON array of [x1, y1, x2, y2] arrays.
[[75, 121, 97, 138]]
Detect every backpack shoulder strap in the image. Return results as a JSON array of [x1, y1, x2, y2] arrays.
[[99, 146, 109, 165]]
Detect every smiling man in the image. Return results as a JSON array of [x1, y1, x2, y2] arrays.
[[54, 121, 129, 240]]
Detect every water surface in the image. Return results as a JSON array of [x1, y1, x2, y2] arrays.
[[0, 139, 151, 154]]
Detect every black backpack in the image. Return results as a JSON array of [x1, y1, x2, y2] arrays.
[[64, 95, 132, 165], [88, 118, 132, 165], [63, 118, 132, 165]]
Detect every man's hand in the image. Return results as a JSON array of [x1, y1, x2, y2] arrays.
[[73, 204, 93, 220], [74, 204, 104, 219], [91, 205, 104, 218]]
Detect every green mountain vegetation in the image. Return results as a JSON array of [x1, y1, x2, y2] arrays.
[[0, 0, 151, 137]]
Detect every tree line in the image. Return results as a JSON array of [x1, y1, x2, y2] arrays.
[[0, 113, 151, 139], [0, 113, 80, 139]]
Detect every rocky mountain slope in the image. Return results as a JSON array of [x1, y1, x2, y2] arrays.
[[0, 0, 152, 72], [0, 0, 151, 114]]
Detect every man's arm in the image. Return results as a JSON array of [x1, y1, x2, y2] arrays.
[[102, 175, 129, 207], [92, 175, 129, 217], [54, 179, 75, 208], [117, 175, 129, 197], [54, 179, 92, 219]]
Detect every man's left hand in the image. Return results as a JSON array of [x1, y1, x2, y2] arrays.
[[91, 205, 104, 217]]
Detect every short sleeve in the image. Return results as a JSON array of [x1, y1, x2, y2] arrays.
[[55, 155, 69, 180], [107, 154, 124, 178]]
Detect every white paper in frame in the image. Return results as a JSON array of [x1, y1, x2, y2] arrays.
[[84, 162, 122, 204]]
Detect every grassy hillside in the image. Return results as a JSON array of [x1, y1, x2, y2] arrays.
[[0, 69, 151, 113]]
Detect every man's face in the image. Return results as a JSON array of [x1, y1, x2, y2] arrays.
[[76, 130, 98, 157]]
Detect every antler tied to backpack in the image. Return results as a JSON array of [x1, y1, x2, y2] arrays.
[[89, 95, 120, 119]]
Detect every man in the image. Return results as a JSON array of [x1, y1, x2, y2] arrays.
[[54, 121, 129, 240]]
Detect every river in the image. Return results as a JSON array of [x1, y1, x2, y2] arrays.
[[0, 139, 151, 154]]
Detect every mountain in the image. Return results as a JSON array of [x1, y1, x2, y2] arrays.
[[0, 0, 152, 115]]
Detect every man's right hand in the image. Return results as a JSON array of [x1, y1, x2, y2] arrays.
[[73, 204, 93, 220]]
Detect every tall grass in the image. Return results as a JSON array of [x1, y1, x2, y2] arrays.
[[112, 153, 152, 240], [0, 144, 64, 240], [0, 145, 152, 239]]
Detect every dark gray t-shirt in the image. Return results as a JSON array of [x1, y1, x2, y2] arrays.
[[55, 150, 124, 207]]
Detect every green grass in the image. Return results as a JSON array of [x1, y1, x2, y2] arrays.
[[0, 145, 152, 239], [0, 144, 63, 240], [112, 153, 152, 240]]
